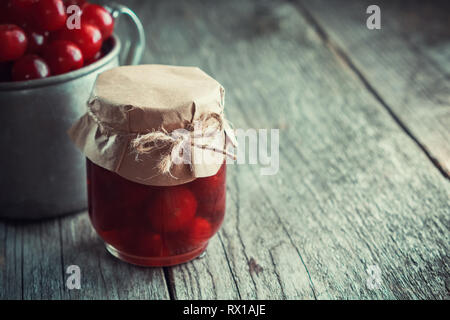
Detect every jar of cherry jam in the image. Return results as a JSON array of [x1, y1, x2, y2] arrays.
[[87, 159, 226, 266], [69, 65, 234, 266]]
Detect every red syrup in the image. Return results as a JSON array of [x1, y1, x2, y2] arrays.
[[86, 159, 226, 266]]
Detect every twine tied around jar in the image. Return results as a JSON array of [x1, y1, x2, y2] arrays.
[[69, 65, 236, 185], [131, 112, 237, 177]]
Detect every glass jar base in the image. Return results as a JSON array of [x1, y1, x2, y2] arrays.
[[105, 242, 209, 267]]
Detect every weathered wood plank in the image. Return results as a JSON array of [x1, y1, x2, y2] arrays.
[[165, 236, 241, 300], [0, 222, 22, 300], [21, 219, 64, 299], [298, 0, 450, 176], [1, 213, 170, 300], [136, 0, 449, 299], [60, 212, 170, 300]]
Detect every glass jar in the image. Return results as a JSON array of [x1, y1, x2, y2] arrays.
[[70, 64, 232, 266], [86, 159, 226, 266]]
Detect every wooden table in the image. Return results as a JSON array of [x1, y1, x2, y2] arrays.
[[1, 0, 449, 300]]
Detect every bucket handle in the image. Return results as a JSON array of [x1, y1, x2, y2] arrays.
[[105, 3, 146, 65]]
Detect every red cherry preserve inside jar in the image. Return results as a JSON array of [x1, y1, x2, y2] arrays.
[[87, 159, 226, 266], [69, 65, 232, 266]]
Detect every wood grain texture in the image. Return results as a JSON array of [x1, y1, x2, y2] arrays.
[[1, 0, 449, 300], [0, 222, 22, 300], [0, 213, 170, 300], [165, 235, 241, 300], [132, 0, 449, 299], [298, 0, 450, 176], [22, 219, 64, 299]]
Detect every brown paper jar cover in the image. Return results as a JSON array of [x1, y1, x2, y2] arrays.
[[68, 64, 230, 186]]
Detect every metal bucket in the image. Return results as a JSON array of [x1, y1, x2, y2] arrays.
[[0, 4, 145, 219]]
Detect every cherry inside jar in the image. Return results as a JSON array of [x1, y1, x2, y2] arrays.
[[87, 159, 226, 266]]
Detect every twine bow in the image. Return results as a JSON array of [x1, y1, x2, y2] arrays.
[[131, 113, 236, 177]]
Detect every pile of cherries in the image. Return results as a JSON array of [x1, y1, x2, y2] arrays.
[[0, 0, 114, 81]]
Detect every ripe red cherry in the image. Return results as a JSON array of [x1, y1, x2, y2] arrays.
[[184, 217, 213, 246], [11, 54, 50, 81], [85, 50, 103, 65], [82, 4, 114, 39], [168, 218, 213, 253], [25, 29, 49, 54], [34, 0, 67, 31], [0, 24, 28, 62], [148, 186, 197, 233], [135, 232, 170, 257], [55, 22, 102, 61], [43, 40, 83, 75]]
